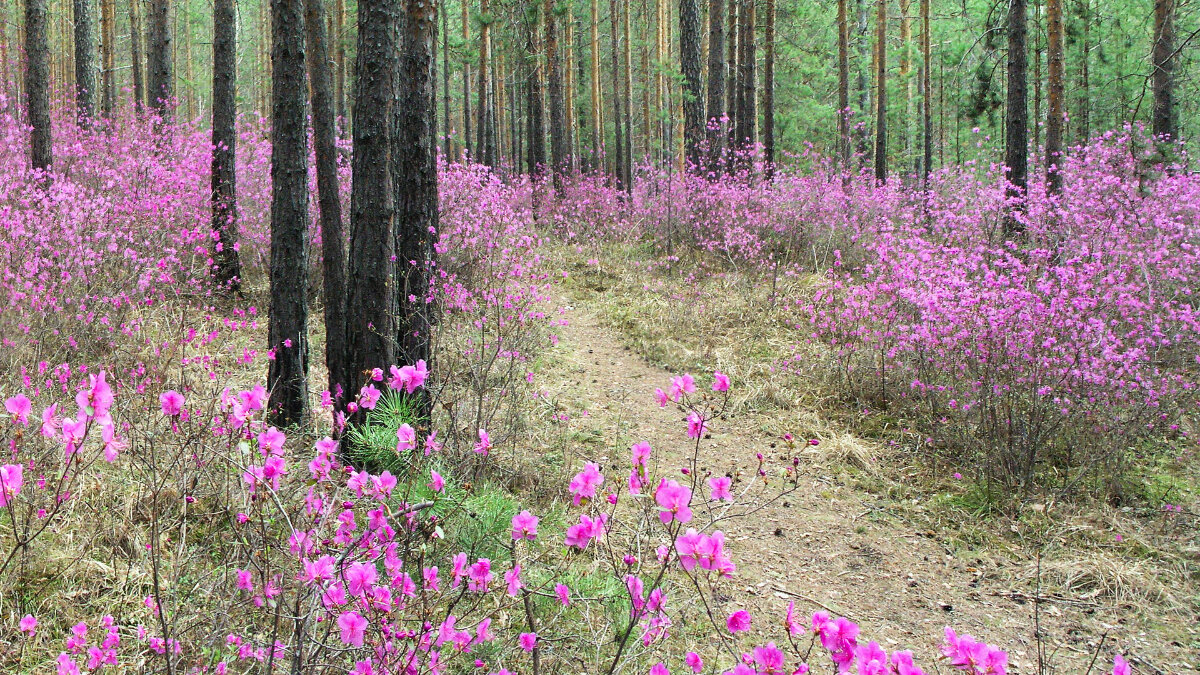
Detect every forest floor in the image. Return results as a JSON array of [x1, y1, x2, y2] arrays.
[[525, 244, 1199, 674]]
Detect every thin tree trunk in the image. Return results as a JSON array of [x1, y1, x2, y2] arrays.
[[147, 0, 172, 119], [1004, 0, 1028, 230], [442, 1, 452, 158], [921, 0, 931, 184], [393, 0, 438, 374], [526, 5, 546, 176], [130, 0, 144, 111], [335, 0, 346, 124], [477, 0, 493, 165], [345, 0, 397, 408], [734, 0, 754, 158], [267, 0, 311, 426], [1077, 0, 1089, 144], [212, 0, 242, 291], [705, 0, 724, 171], [900, 0, 911, 171], [1032, 0, 1041, 154], [74, 0, 97, 122], [462, 0, 472, 159], [873, 0, 886, 182], [762, 0, 775, 176], [724, 0, 737, 159], [590, 0, 603, 167], [305, 0, 347, 398], [546, 0, 567, 189], [100, 0, 115, 116], [855, 0, 870, 163], [609, 0, 625, 185], [1045, 0, 1063, 194], [837, 0, 850, 170], [679, 0, 703, 169], [622, 0, 633, 186], [565, 5, 577, 171], [26, 0, 52, 173]]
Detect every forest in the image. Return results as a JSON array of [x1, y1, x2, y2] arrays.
[[0, 0, 1197, 673]]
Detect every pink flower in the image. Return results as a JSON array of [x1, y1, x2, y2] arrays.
[[650, 663, 669, 675], [518, 633, 537, 652], [754, 643, 786, 675], [708, 476, 733, 501], [726, 609, 751, 633], [0, 464, 24, 507], [467, 559, 493, 592], [855, 642, 887, 675], [396, 423, 417, 452], [346, 562, 378, 596], [687, 412, 707, 439], [388, 360, 429, 393], [358, 384, 382, 410], [235, 569, 254, 591], [429, 470, 445, 493], [505, 565, 523, 596], [5, 394, 32, 425], [565, 513, 608, 549], [890, 650, 925, 675], [655, 388, 670, 407], [76, 371, 114, 421], [258, 427, 287, 455], [554, 583, 571, 606], [685, 652, 703, 673], [40, 404, 60, 437], [474, 429, 492, 455], [18, 614, 37, 637], [511, 510, 539, 540], [670, 374, 696, 400], [1111, 654, 1130, 675], [569, 462, 605, 505], [631, 441, 652, 467], [159, 390, 185, 416], [654, 479, 693, 524], [337, 611, 368, 647], [712, 371, 730, 392]]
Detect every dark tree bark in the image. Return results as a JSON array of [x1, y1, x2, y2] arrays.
[[546, 0, 567, 191], [130, 0, 145, 111], [25, 0, 52, 174], [1152, 0, 1176, 140], [1046, 0, 1064, 194], [854, 0, 870, 162], [921, 0, 931, 184], [477, 0, 495, 165], [147, 0, 172, 118], [679, 0, 703, 170], [345, 0, 397, 406], [873, 0, 886, 182], [306, 0, 348, 399], [442, 2, 452, 159], [101, 0, 116, 116], [705, 0, 725, 171], [462, 0, 472, 160], [1076, 0, 1089, 144], [837, 0, 851, 170], [267, 0, 311, 426], [212, 0, 242, 291], [725, 0, 738, 153], [609, 0, 626, 187], [393, 0, 439, 372], [734, 0, 755, 158], [525, 7, 546, 177], [74, 0, 97, 123], [1004, 0, 1028, 232], [762, 0, 775, 176]]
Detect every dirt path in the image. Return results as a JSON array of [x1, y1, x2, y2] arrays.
[[543, 296, 1187, 674]]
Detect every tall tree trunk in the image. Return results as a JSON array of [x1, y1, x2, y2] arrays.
[[622, 0, 633, 184], [590, 0, 603, 167], [147, 0, 172, 119], [920, 0, 931, 184], [609, 0, 625, 186], [130, 0, 144, 111], [873, 0, 886, 181], [461, 0, 471, 160], [734, 0, 754, 158], [837, 0, 851, 170], [546, 0, 567, 188], [724, 0, 737, 154], [100, 0, 115, 116], [526, 6, 546, 176], [854, 0, 870, 163], [74, 0, 97, 123], [899, 0, 910, 170], [267, 0, 311, 426], [1004, 0, 1028, 230], [705, 0, 725, 171], [26, 0, 52, 173], [306, 0, 347, 399], [441, 1, 452, 158], [335, 0, 346, 124], [1045, 0, 1063, 194], [679, 0, 703, 169], [477, 0, 493, 165], [1076, 0, 1089, 144], [212, 0, 242, 291], [393, 0, 438, 373], [762, 0, 775, 176], [345, 0, 397, 407], [1032, 0, 1041, 153], [565, 5, 577, 170]]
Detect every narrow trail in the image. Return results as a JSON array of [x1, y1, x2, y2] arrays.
[[545, 295, 1146, 674]]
